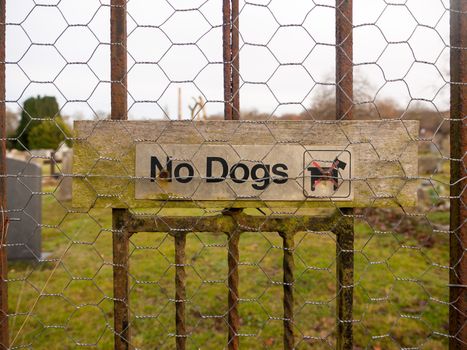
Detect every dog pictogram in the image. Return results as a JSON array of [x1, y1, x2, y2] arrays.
[[307, 158, 347, 191]]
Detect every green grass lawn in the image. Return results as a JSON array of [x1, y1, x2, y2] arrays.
[[7, 185, 450, 349]]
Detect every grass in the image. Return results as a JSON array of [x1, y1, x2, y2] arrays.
[[7, 184, 450, 349]]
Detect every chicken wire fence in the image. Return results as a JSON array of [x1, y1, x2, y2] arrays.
[[0, 0, 466, 350]]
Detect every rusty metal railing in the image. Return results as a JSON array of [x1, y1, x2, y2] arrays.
[[110, 1, 130, 349], [107, 1, 356, 349], [0, 0, 8, 348], [449, 1, 467, 349], [335, 1, 354, 348], [111, 209, 353, 350]]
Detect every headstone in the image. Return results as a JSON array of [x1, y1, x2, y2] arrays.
[[54, 143, 71, 162], [6, 149, 30, 162], [30, 149, 53, 159], [30, 149, 54, 168], [6, 158, 42, 260], [56, 149, 73, 202]]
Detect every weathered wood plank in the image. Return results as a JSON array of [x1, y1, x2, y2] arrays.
[[72, 120, 419, 209]]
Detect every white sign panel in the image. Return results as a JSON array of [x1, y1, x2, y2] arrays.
[[135, 144, 353, 201]]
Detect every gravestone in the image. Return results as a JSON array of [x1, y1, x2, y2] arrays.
[[6, 149, 30, 162], [6, 158, 42, 260], [56, 149, 73, 202]]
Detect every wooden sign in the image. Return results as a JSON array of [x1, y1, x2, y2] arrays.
[[72, 120, 419, 209]]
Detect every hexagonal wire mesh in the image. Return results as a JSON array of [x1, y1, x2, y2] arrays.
[[0, 0, 465, 349]]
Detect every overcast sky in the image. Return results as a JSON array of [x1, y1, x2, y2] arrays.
[[5, 0, 450, 120]]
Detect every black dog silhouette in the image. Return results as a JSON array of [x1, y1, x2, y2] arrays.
[[307, 158, 347, 191]]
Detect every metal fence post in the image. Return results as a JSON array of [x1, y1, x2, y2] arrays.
[[227, 230, 240, 350], [336, 1, 354, 349], [112, 209, 131, 350], [0, 0, 8, 348], [335, 209, 354, 350], [223, 2, 241, 347], [223, 0, 233, 121], [231, 0, 240, 121], [223, 0, 240, 121], [336, 0, 353, 121], [111, 0, 130, 349], [280, 230, 295, 350], [449, 1, 467, 349], [175, 233, 187, 350], [111, 0, 128, 121]]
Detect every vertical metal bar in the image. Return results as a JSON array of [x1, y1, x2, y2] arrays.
[[223, 0, 233, 121], [111, 0, 129, 348], [336, 1, 354, 348], [224, 0, 241, 338], [227, 231, 240, 350], [225, 0, 240, 343], [449, 1, 467, 349], [112, 209, 131, 350], [226, 0, 241, 339], [231, 0, 240, 120], [0, 0, 8, 348], [280, 231, 295, 350], [335, 209, 354, 350], [175, 234, 187, 350], [111, 0, 127, 120], [336, 0, 353, 121]]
